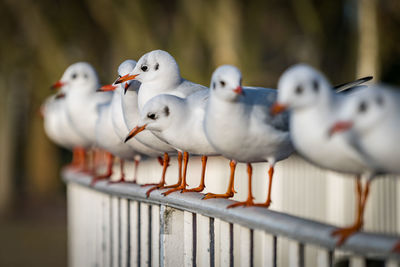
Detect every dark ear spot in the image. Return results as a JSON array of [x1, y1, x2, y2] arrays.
[[147, 113, 156, 120], [312, 80, 319, 92], [155, 63, 159, 71], [358, 101, 368, 113], [164, 106, 170, 116], [212, 82, 216, 90]]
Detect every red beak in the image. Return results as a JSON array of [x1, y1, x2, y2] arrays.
[[51, 80, 65, 90], [124, 124, 147, 143], [270, 102, 287, 116], [328, 121, 353, 137], [233, 86, 243, 95], [116, 73, 140, 84], [97, 84, 117, 92]]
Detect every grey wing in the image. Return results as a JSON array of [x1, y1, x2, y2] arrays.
[[245, 88, 290, 132]]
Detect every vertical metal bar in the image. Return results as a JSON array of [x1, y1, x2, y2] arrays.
[[289, 241, 304, 267], [229, 223, 234, 267], [120, 199, 129, 267], [183, 211, 195, 267], [110, 196, 113, 267], [159, 206, 184, 266], [118, 198, 121, 267], [193, 213, 197, 267], [239, 226, 251, 267], [250, 229, 254, 267], [317, 249, 334, 267], [350, 257, 366, 267], [209, 218, 215, 267], [127, 200, 131, 267], [151, 205, 160, 267], [137, 202, 141, 267], [159, 205, 165, 267], [148, 205, 152, 267], [196, 214, 211, 267], [273, 236, 277, 267], [129, 201, 139, 267]]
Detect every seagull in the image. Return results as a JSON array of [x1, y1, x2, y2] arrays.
[[51, 62, 111, 172], [203, 65, 294, 208], [125, 90, 219, 196], [117, 50, 207, 196], [329, 85, 400, 251], [95, 60, 164, 184], [115, 49, 207, 110], [330, 85, 400, 173], [270, 64, 373, 246]]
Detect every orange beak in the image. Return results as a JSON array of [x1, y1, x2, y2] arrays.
[[124, 124, 147, 143], [97, 84, 117, 92], [116, 73, 140, 84], [124, 82, 131, 95], [51, 80, 65, 90], [233, 86, 243, 95], [328, 121, 353, 137], [270, 102, 287, 116]]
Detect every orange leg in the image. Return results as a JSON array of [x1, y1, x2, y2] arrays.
[[392, 242, 400, 253], [227, 163, 255, 208], [142, 153, 173, 187], [157, 156, 164, 166], [144, 153, 170, 197], [109, 159, 135, 184], [66, 147, 81, 169], [331, 178, 371, 246], [253, 165, 274, 208], [163, 151, 189, 196], [161, 151, 184, 189], [91, 153, 114, 186], [182, 155, 207, 193], [81, 149, 93, 174], [203, 160, 236, 200]]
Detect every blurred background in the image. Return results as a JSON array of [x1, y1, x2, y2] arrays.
[[0, 0, 400, 266]]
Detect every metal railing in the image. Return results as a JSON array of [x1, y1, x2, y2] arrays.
[[63, 156, 400, 267]]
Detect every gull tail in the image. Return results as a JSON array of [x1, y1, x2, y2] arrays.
[[334, 76, 373, 93]]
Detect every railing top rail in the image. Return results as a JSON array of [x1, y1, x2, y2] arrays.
[[63, 169, 400, 259]]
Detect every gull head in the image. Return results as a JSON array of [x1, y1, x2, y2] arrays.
[[128, 50, 181, 86], [138, 94, 182, 133], [117, 59, 140, 94], [330, 87, 389, 136], [55, 62, 99, 92], [275, 64, 331, 112], [210, 65, 243, 102]]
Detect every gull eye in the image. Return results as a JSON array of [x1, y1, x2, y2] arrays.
[[312, 80, 319, 92], [220, 80, 225, 87], [295, 85, 303, 95], [141, 65, 148, 72], [358, 101, 368, 113], [71, 73, 77, 79], [147, 113, 156, 120], [155, 63, 159, 71]]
